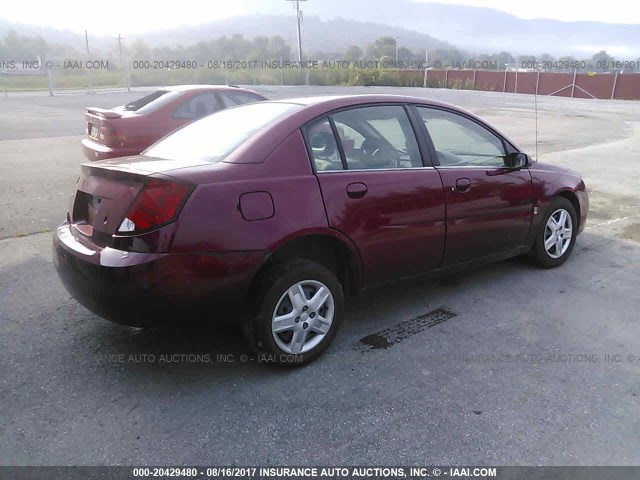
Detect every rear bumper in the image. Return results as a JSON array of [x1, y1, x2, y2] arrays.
[[81, 138, 142, 161], [52, 223, 267, 327]]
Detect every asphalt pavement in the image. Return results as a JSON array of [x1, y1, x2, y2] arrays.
[[1, 86, 639, 466]]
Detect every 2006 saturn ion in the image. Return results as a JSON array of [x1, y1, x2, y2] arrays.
[[53, 95, 589, 365]]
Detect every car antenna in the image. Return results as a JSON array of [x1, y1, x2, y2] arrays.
[[534, 64, 539, 161]]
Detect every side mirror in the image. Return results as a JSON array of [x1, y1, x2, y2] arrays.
[[504, 152, 529, 169]]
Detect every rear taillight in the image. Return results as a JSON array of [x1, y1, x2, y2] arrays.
[[118, 178, 193, 234], [100, 125, 126, 146]]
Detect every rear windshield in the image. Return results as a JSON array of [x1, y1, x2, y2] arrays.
[[222, 90, 265, 106], [120, 90, 182, 113], [144, 102, 302, 163]]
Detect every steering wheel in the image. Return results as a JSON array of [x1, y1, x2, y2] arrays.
[[361, 138, 398, 168]]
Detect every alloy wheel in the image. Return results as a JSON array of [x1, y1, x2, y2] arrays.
[[544, 208, 573, 259]]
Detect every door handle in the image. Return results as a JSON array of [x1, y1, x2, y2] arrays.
[[346, 182, 368, 199], [453, 178, 471, 193]]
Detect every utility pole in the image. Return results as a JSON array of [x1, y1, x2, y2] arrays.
[[285, 0, 306, 63], [115, 33, 131, 92], [394, 37, 399, 65], [117, 34, 124, 67], [85, 30, 93, 94]]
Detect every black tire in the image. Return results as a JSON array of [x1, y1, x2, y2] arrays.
[[531, 197, 578, 268], [243, 258, 344, 366]]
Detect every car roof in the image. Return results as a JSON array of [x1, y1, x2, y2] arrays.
[[161, 84, 253, 93], [262, 94, 495, 129], [272, 94, 452, 107], [267, 94, 473, 116]]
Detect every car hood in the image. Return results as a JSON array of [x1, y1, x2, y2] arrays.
[[529, 161, 582, 179]]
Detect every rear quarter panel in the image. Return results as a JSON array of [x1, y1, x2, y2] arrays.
[[170, 131, 330, 253]]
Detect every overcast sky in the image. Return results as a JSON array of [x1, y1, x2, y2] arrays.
[[2, 0, 639, 35]]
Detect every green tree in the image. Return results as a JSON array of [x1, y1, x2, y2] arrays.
[[592, 50, 613, 63], [518, 54, 537, 69], [1, 30, 47, 60], [397, 46, 416, 64], [268, 36, 291, 60], [248, 36, 269, 61], [130, 39, 152, 61], [493, 51, 513, 69], [344, 45, 363, 62], [365, 36, 396, 61], [431, 47, 466, 68], [586, 50, 614, 70], [557, 56, 579, 71]]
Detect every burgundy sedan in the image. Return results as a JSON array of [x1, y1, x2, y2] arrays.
[[81, 85, 266, 161], [54, 95, 589, 365]]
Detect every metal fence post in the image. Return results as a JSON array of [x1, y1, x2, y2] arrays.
[[85, 30, 93, 94], [445, 69, 448, 88], [423, 50, 428, 88], [611, 72, 619, 100], [125, 57, 131, 91], [535, 71, 540, 95], [472, 69, 476, 89], [225, 53, 230, 85], [42, 54, 54, 96], [571, 68, 576, 98], [503, 69, 507, 92]]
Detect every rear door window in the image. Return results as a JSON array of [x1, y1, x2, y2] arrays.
[[331, 105, 423, 170], [128, 90, 183, 114], [304, 118, 344, 172], [220, 91, 265, 107], [173, 92, 225, 120]]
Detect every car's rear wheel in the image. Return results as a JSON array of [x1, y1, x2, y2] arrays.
[[531, 197, 578, 268], [244, 259, 344, 366]]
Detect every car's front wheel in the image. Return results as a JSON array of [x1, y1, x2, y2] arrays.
[[244, 259, 344, 366], [531, 197, 578, 268]]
